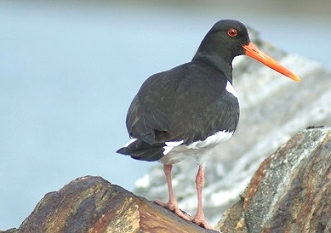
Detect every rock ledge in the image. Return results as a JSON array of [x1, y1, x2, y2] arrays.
[[2, 128, 331, 233]]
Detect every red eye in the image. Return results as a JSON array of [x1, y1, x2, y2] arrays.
[[227, 28, 238, 37]]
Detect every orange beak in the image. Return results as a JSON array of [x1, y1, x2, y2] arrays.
[[243, 42, 300, 82]]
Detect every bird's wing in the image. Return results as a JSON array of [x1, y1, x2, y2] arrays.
[[126, 62, 239, 145]]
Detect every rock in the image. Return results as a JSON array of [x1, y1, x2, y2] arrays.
[[216, 127, 331, 233], [0, 229, 17, 233], [2, 128, 330, 233], [2, 176, 216, 233]]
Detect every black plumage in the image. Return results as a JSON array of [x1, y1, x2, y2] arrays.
[[117, 20, 247, 161]]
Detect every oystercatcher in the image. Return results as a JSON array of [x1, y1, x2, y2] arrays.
[[117, 19, 300, 229]]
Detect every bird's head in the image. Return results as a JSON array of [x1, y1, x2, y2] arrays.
[[195, 19, 300, 82]]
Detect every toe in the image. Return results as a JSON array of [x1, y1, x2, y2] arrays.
[[193, 216, 214, 230], [174, 208, 192, 221], [154, 200, 192, 221], [154, 200, 168, 207]]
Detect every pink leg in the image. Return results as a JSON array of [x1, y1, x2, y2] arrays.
[[192, 165, 213, 229], [154, 164, 192, 221]]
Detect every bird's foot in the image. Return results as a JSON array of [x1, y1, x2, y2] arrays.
[[154, 200, 192, 221], [193, 215, 214, 230]]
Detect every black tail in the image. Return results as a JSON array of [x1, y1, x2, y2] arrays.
[[116, 139, 165, 162]]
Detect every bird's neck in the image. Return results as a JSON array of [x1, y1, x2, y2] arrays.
[[192, 52, 233, 81]]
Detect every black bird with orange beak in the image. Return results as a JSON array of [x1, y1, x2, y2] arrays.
[[117, 19, 300, 229]]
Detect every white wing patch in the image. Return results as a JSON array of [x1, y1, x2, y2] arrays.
[[123, 138, 137, 147], [186, 131, 233, 149], [226, 81, 237, 97], [159, 131, 234, 165], [163, 131, 233, 155], [163, 140, 184, 155], [165, 140, 184, 147]]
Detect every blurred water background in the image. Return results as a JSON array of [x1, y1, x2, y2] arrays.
[[0, 0, 330, 229]]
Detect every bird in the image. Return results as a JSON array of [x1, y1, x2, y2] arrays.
[[116, 19, 300, 229]]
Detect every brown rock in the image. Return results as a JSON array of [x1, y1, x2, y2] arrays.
[[216, 127, 331, 233], [6, 176, 216, 233], [2, 128, 331, 233]]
